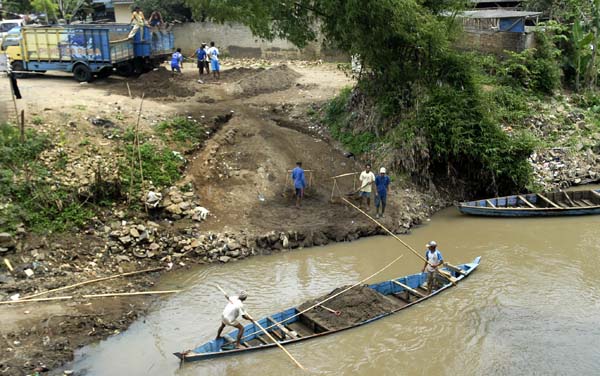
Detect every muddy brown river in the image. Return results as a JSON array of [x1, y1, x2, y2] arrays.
[[68, 206, 600, 375]]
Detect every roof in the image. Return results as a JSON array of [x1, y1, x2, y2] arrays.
[[460, 10, 542, 19]]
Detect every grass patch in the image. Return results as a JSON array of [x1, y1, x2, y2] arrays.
[[156, 117, 207, 148], [0, 123, 95, 233], [119, 142, 184, 192]]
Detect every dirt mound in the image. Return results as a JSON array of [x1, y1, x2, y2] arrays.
[[236, 65, 301, 96], [297, 285, 402, 330], [124, 68, 195, 98]]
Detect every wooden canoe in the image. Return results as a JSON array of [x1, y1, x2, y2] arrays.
[[174, 257, 481, 363], [457, 189, 600, 217]]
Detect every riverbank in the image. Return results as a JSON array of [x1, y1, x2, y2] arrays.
[[0, 59, 445, 375], [1, 57, 599, 375]]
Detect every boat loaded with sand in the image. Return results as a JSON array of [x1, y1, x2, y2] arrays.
[[458, 189, 600, 217], [174, 256, 481, 363]]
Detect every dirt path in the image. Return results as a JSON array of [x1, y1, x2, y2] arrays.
[[1, 59, 445, 375]]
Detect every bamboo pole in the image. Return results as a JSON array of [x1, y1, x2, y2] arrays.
[[0, 290, 179, 304], [83, 290, 180, 298], [341, 197, 457, 284], [19, 267, 164, 300], [216, 285, 305, 370], [329, 172, 360, 179], [0, 296, 74, 305], [135, 93, 145, 188], [241, 253, 404, 341]]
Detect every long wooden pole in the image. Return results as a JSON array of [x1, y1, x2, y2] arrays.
[[241, 253, 404, 341], [1, 289, 179, 305], [216, 285, 305, 370], [20, 267, 164, 300], [341, 197, 457, 284]]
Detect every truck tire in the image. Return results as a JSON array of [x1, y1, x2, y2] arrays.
[[96, 67, 113, 79], [73, 64, 92, 82], [116, 62, 134, 77]]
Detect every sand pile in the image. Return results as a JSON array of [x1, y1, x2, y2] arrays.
[[236, 65, 301, 96], [297, 285, 402, 330], [124, 68, 195, 98]]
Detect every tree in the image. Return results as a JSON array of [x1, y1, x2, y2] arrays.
[[134, 0, 192, 22]]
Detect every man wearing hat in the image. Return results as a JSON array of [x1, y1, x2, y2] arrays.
[[216, 291, 251, 348], [374, 167, 391, 218], [422, 241, 443, 294]]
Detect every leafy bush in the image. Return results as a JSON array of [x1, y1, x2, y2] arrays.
[[323, 87, 377, 154], [0, 123, 95, 233]]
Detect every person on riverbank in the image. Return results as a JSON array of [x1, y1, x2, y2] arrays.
[[216, 291, 251, 349], [374, 167, 390, 218], [292, 161, 306, 209], [359, 164, 376, 210], [193, 43, 209, 81], [171, 48, 183, 74], [422, 241, 443, 294], [207, 41, 220, 80]]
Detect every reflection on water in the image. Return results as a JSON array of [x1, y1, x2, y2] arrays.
[[69, 207, 600, 375]]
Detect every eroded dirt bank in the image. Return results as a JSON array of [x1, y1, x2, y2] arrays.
[[1, 60, 445, 375]]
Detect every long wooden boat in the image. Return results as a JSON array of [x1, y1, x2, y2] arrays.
[[458, 189, 600, 217], [174, 257, 481, 363]]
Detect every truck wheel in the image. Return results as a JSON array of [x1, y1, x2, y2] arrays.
[[116, 62, 134, 77], [73, 64, 92, 82], [96, 67, 113, 79], [11, 61, 25, 78]]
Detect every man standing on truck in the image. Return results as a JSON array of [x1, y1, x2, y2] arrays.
[[128, 7, 146, 40]]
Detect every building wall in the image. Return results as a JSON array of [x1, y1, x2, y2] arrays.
[[457, 30, 536, 55], [114, 4, 131, 23], [172, 22, 345, 61]]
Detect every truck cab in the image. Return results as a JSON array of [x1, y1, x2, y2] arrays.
[[0, 19, 24, 40], [0, 27, 23, 72]]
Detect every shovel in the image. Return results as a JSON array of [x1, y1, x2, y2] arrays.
[[321, 305, 342, 316]]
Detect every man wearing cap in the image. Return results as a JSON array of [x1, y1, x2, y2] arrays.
[[374, 167, 391, 218], [422, 241, 443, 294], [216, 291, 251, 348]]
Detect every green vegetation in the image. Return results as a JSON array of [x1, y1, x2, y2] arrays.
[[32, 116, 44, 125], [0, 123, 94, 233], [156, 117, 207, 147], [119, 143, 184, 193]]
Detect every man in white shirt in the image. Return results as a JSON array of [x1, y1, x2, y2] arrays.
[[422, 241, 443, 294], [359, 164, 376, 210], [216, 291, 251, 348], [207, 41, 220, 80]]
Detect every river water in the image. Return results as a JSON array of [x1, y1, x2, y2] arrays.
[[69, 206, 600, 375]]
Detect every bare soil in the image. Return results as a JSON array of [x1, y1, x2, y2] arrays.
[[298, 285, 402, 330], [1, 58, 444, 375]]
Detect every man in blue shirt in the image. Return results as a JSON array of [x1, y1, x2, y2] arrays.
[[374, 167, 391, 219], [171, 48, 183, 74], [422, 241, 443, 294], [193, 43, 208, 78], [291, 161, 306, 209]]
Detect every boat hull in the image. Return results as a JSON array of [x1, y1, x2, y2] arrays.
[[458, 189, 600, 217], [175, 257, 481, 363]]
